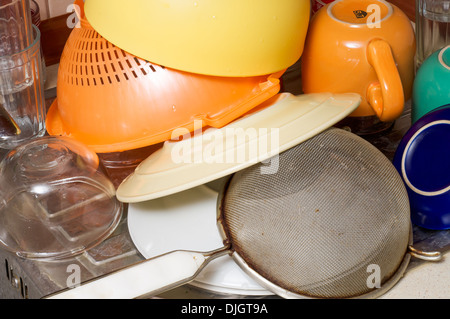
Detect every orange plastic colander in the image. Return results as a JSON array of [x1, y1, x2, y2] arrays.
[[46, 1, 283, 153]]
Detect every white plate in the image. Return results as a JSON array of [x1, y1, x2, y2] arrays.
[[127, 184, 274, 296]]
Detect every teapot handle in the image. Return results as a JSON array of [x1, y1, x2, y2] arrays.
[[366, 39, 404, 122]]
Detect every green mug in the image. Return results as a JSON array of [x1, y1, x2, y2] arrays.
[[412, 45, 450, 123]]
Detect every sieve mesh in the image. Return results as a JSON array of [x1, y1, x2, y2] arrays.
[[220, 128, 411, 298]]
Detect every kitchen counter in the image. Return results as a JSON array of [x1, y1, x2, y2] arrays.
[[382, 250, 450, 298]]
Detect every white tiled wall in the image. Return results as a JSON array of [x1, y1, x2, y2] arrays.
[[35, 0, 75, 20]]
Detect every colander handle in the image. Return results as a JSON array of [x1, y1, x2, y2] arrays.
[[200, 74, 282, 128], [45, 247, 230, 299]]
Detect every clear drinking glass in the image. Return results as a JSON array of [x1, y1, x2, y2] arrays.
[[0, 0, 34, 56], [0, 25, 46, 149], [416, 0, 450, 69]]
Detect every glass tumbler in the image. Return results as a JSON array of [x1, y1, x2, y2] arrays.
[[0, 0, 34, 56], [0, 25, 46, 149], [416, 0, 450, 69]]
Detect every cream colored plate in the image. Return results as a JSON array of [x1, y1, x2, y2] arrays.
[[117, 92, 361, 203]]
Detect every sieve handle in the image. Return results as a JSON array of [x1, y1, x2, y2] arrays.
[[45, 248, 230, 299], [408, 245, 443, 262]]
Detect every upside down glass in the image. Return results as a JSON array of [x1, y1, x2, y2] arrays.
[[416, 0, 450, 70], [0, 25, 46, 149]]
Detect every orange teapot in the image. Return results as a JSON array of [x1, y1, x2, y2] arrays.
[[301, 0, 415, 134]]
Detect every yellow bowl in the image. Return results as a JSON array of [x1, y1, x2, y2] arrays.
[[84, 0, 311, 77]]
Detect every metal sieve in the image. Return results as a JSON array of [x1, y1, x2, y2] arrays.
[[217, 127, 441, 298], [47, 128, 441, 299]]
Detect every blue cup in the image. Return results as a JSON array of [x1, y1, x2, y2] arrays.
[[393, 105, 450, 230]]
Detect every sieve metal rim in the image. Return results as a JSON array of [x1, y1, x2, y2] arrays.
[[215, 172, 415, 299]]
